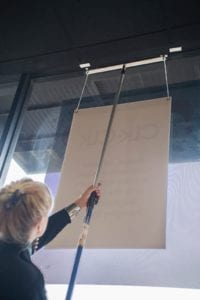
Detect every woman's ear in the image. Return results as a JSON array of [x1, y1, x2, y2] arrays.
[[36, 219, 43, 237], [36, 216, 48, 237], [29, 216, 48, 243]]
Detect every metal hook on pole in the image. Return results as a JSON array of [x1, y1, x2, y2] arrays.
[[65, 65, 126, 300]]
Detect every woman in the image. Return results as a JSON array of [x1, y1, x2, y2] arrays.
[[0, 178, 101, 300]]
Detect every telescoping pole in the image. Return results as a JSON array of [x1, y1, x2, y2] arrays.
[[65, 65, 126, 300]]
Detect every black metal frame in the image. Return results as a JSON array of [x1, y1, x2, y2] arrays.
[[0, 74, 32, 186]]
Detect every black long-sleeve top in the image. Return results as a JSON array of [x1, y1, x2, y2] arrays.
[[0, 209, 71, 300]]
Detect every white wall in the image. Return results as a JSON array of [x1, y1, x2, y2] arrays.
[[33, 162, 200, 289]]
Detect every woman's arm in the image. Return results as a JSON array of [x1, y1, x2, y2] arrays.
[[36, 208, 71, 251], [32, 184, 101, 253]]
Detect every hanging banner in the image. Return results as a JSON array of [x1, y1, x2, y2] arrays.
[[48, 97, 171, 249]]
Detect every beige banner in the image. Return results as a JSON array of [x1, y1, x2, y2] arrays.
[[49, 97, 171, 249]]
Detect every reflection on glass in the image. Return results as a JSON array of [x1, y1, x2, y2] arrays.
[[4, 74, 83, 195], [5, 159, 45, 185]]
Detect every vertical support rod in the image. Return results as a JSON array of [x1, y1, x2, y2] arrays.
[[163, 55, 170, 98], [0, 74, 32, 186], [65, 65, 126, 300], [75, 70, 89, 112]]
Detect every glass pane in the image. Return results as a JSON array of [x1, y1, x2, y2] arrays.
[[4, 51, 200, 290]]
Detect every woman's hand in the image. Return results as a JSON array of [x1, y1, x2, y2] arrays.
[[75, 183, 101, 208]]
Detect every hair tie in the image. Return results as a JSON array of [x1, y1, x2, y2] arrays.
[[4, 189, 24, 210]]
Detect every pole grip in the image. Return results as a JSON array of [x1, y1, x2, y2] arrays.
[[87, 191, 99, 206], [84, 191, 99, 224]]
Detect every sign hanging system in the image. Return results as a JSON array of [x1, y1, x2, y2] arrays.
[[65, 54, 169, 300]]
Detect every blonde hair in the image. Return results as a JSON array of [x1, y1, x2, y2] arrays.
[[0, 178, 53, 245]]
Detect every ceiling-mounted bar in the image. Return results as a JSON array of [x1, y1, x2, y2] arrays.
[[88, 56, 165, 75], [125, 56, 165, 68]]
